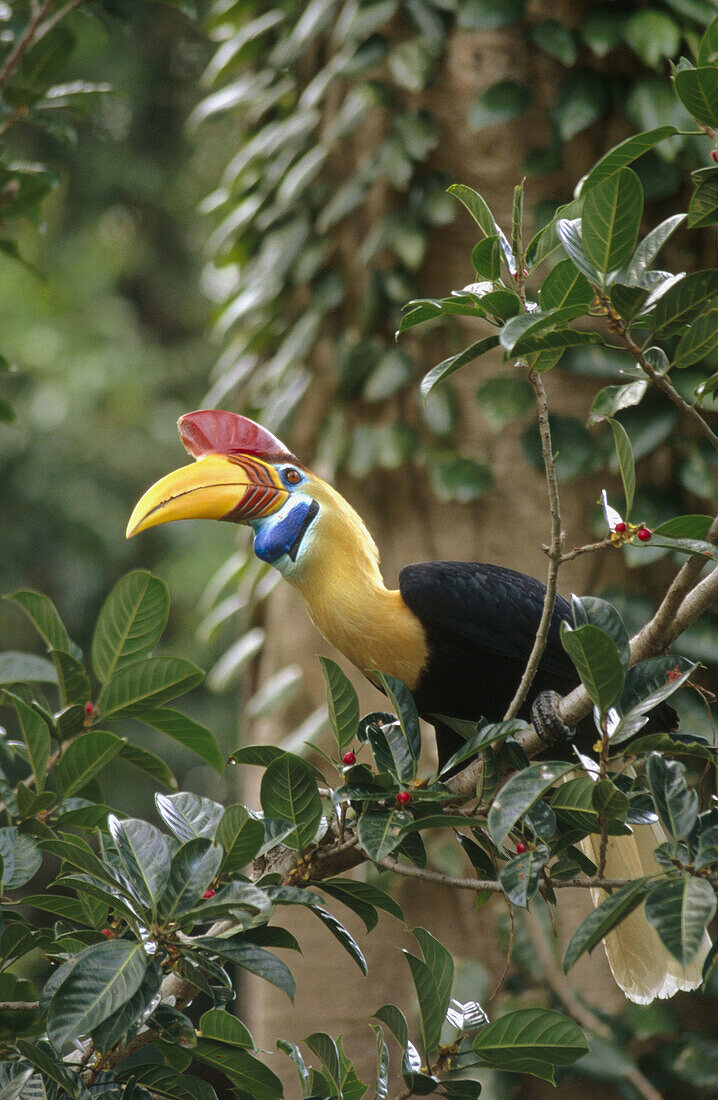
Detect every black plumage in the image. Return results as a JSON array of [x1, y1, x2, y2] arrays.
[[399, 561, 676, 770]]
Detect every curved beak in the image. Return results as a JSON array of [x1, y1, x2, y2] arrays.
[[126, 453, 288, 538]]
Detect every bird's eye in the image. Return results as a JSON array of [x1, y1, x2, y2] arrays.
[[284, 468, 301, 485]]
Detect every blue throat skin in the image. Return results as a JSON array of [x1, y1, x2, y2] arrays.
[[251, 499, 319, 565]]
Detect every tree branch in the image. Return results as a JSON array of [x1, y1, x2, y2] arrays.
[[503, 368, 565, 720], [0, 0, 56, 92]]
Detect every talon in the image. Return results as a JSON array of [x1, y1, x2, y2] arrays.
[[531, 690, 574, 746]]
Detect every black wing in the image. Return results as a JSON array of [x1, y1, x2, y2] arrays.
[[399, 560, 574, 680]]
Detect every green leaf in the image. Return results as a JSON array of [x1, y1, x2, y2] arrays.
[[159, 838, 222, 920], [499, 845, 549, 907], [260, 754, 323, 849], [0, 827, 41, 888], [92, 570, 169, 683], [371, 672, 421, 763], [13, 1040, 82, 1099], [571, 595, 630, 668], [120, 1065, 217, 1100], [560, 622, 625, 714], [438, 718, 530, 775], [46, 939, 148, 1047], [108, 815, 171, 913], [98, 656, 204, 718], [428, 453, 493, 502], [304, 1033, 342, 1094], [653, 515, 713, 539], [674, 66, 718, 128], [646, 753, 698, 839], [12, 696, 50, 792], [556, 218, 601, 284], [199, 1006, 253, 1047], [652, 269, 718, 334], [319, 656, 359, 752], [56, 731, 124, 798], [500, 305, 585, 353], [615, 214, 686, 286], [90, 955, 163, 1053], [357, 808, 412, 861], [487, 761, 575, 844], [40, 833, 117, 887], [139, 707, 223, 773], [51, 649, 90, 707], [0, 652, 57, 685], [563, 879, 650, 972], [582, 168, 643, 274], [119, 741, 176, 789], [538, 260, 594, 310], [446, 183, 496, 238], [688, 174, 718, 228], [645, 876, 715, 966], [196, 937, 296, 1000], [471, 235, 501, 280], [403, 950, 444, 1060], [609, 418, 635, 519], [310, 906, 368, 974], [6, 590, 73, 654], [589, 380, 648, 423], [469, 80, 533, 129], [373, 1003, 409, 1049], [366, 721, 417, 783], [672, 310, 718, 367], [155, 791, 224, 842], [420, 335, 500, 398], [457, 0, 525, 30], [474, 1008, 588, 1081], [215, 804, 265, 873], [318, 878, 404, 931]]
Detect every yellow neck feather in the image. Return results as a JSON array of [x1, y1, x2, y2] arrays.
[[287, 480, 428, 690]]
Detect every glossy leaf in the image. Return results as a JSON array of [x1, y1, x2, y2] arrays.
[[46, 939, 148, 1046], [357, 808, 412, 861], [589, 379, 647, 422], [488, 761, 575, 844], [155, 791, 224, 842], [318, 878, 404, 931], [653, 515, 712, 539], [645, 876, 715, 966], [500, 305, 584, 353], [560, 622, 625, 713], [420, 335, 500, 398], [499, 845, 549, 907], [582, 168, 643, 274], [196, 936, 296, 999], [581, 126, 678, 194], [608, 418, 635, 519], [199, 1006, 253, 1047], [471, 234, 501, 280], [672, 309, 718, 367], [403, 950, 444, 1060], [371, 672, 421, 763], [646, 753, 698, 839], [473, 1008, 588, 1082], [98, 656, 203, 718], [438, 718, 531, 775], [260, 754, 323, 849], [91, 571, 169, 683], [563, 879, 650, 972], [124, 1065, 217, 1100], [556, 219, 601, 284], [51, 649, 91, 707], [319, 656, 359, 751], [538, 260, 594, 310], [159, 838, 222, 920], [108, 815, 171, 912], [652, 269, 718, 334], [56, 731, 124, 798], [310, 906, 368, 974], [674, 66, 718, 127], [571, 596, 630, 668], [0, 827, 41, 888], [140, 706, 223, 772], [12, 697, 50, 793], [215, 804, 265, 872]]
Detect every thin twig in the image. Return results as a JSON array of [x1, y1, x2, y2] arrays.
[[557, 537, 612, 563], [0, 0, 56, 91], [35, 0, 85, 39], [377, 856, 635, 893], [503, 369, 565, 720], [525, 911, 664, 1100], [605, 305, 718, 452], [0, 1000, 39, 1011]]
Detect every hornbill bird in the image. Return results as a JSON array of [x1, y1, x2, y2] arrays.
[[128, 409, 707, 1003]]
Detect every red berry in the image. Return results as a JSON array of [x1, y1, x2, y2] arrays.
[[101, 928, 113, 938], [614, 522, 627, 534], [636, 526, 652, 542], [516, 842, 527, 854], [85, 701, 94, 716], [342, 751, 356, 766], [712, 150, 718, 163], [203, 889, 216, 899], [396, 791, 411, 805]]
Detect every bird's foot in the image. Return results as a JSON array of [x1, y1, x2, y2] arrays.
[[531, 691, 575, 747]]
